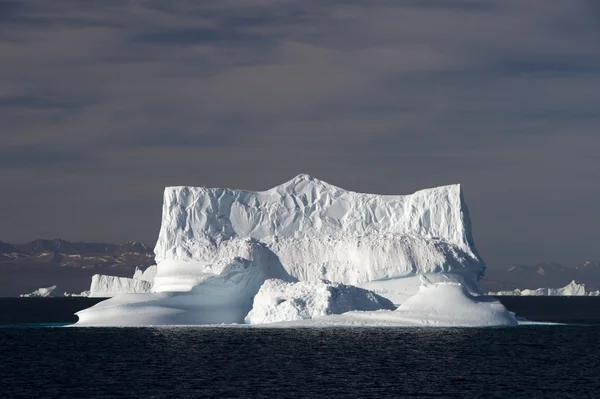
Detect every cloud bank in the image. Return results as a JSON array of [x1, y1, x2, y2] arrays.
[[1, 0, 599, 267]]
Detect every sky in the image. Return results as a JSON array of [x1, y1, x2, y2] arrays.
[[1, 0, 599, 269]]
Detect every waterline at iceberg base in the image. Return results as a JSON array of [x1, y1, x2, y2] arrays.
[[75, 174, 518, 327]]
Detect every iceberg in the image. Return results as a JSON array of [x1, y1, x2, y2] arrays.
[[153, 174, 483, 288], [245, 279, 396, 324], [20, 285, 59, 297], [75, 174, 512, 327], [85, 265, 157, 297], [489, 280, 591, 296], [89, 275, 153, 297]]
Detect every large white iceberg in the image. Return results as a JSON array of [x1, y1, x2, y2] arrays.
[[152, 174, 484, 298], [245, 279, 396, 325], [76, 174, 512, 327]]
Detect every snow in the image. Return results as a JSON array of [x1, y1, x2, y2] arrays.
[[20, 285, 58, 297], [245, 279, 396, 324], [489, 280, 591, 296], [75, 175, 511, 327], [89, 275, 153, 298]]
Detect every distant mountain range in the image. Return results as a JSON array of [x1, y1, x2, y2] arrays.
[[0, 239, 155, 297], [0, 238, 154, 268], [481, 261, 600, 292]]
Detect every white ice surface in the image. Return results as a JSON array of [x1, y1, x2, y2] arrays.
[[245, 279, 396, 324]]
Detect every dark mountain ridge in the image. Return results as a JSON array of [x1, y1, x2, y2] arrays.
[[0, 239, 156, 296]]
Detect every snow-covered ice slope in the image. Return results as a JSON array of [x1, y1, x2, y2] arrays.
[[152, 174, 484, 298], [245, 279, 396, 324], [89, 275, 152, 298]]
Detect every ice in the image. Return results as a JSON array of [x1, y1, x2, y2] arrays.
[[151, 175, 484, 302], [262, 279, 517, 328], [76, 248, 295, 326], [86, 265, 157, 298], [489, 280, 591, 296], [89, 275, 153, 297], [20, 285, 58, 297], [75, 175, 508, 327], [154, 175, 483, 286], [245, 278, 396, 324]]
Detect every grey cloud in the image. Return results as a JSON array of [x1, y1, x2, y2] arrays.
[[0, 144, 85, 171], [0, 0, 599, 268]]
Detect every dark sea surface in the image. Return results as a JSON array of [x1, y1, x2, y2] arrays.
[[1, 298, 600, 398]]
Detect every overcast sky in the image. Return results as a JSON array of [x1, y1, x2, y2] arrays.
[[1, 0, 599, 268]]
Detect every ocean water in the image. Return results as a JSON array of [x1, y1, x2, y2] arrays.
[[1, 298, 600, 398]]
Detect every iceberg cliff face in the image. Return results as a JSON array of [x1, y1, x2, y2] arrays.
[[153, 174, 484, 294]]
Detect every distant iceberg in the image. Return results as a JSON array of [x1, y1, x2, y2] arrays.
[[89, 275, 153, 297], [20, 285, 59, 298], [75, 174, 515, 327], [489, 280, 598, 296]]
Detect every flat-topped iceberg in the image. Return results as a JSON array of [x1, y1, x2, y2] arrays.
[[89, 275, 153, 298], [75, 174, 514, 327]]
